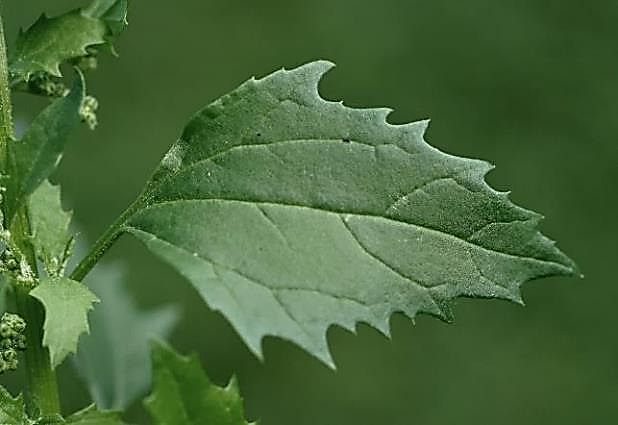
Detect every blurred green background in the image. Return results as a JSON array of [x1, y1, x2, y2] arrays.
[[2, 0, 617, 423]]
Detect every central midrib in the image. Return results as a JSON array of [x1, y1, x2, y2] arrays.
[[126, 196, 572, 274]]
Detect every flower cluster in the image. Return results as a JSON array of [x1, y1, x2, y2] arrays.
[[79, 95, 99, 130], [0, 313, 26, 373]]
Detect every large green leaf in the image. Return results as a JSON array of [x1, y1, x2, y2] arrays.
[[28, 181, 74, 277], [65, 405, 125, 425], [0, 386, 28, 425], [30, 277, 99, 368], [145, 342, 252, 425], [117, 61, 577, 367], [6, 75, 84, 223], [75, 263, 179, 410], [9, 11, 106, 81]]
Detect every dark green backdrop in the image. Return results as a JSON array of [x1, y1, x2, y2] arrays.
[[3, 1, 617, 423]]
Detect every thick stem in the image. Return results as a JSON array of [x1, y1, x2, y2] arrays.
[[12, 213, 61, 417], [14, 287, 60, 416], [0, 1, 12, 171], [0, 3, 61, 417]]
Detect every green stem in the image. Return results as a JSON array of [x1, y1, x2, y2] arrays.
[[70, 198, 144, 282], [0, 1, 12, 172], [0, 4, 61, 417], [14, 286, 60, 416]]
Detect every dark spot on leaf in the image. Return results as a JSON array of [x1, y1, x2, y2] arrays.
[[342, 138, 350, 143], [257, 132, 262, 137]]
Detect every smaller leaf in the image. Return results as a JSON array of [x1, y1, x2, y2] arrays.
[[9, 11, 107, 80], [145, 342, 253, 425], [0, 385, 28, 425], [74, 263, 179, 410], [65, 405, 125, 425], [6, 74, 85, 223], [30, 277, 99, 368], [28, 181, 74, 277]]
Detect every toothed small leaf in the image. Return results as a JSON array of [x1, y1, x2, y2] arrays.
[[28, 181, 73, 277], [0, 386, 28, 425], [5, 74, 84, 223], [9, 11, 106, 80], [145, 342, 252, 425], [122, 61, 578, 367], [31, 277, 99, 368]]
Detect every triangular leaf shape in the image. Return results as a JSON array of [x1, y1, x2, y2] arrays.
[[145, 342, 253, 425], [121, 61, 578, 367], [30, 277, 99, 368]]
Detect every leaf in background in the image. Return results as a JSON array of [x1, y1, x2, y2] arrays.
[[30, 277, 99, 368], [5, 74, 84, 223], [65, 405, 125, 425], [145, 342, 253, 425], [122, 61, 578, 367], [0, 386, 27, 425], [28, 181, 74, 277], [9, 11, 106, 81], [74, 263, 179, 410]]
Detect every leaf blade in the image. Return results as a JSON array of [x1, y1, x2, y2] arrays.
[[0, 386, 28, 425], [28, 181, 74, 277], [6, 74, 84, 222], [124, 61, 578, 366], [9, 11, 106, 80], [30, 277, 99, 368], [145, 342, 252, 425]]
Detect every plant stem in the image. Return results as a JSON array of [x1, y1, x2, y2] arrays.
[[70, 197, 144, 282], [14, 283, 60, 416], [0, 0, 12, 171], [0, 3, 61, 416]]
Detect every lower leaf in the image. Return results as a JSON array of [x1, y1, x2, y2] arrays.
[[145, 341, 253, 425]]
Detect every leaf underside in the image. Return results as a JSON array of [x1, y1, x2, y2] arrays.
[[145, 342, 252, 425], [31, 277, 99, 368], [122, 61, 578, 367]]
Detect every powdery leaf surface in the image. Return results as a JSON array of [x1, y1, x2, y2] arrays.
[[123, 61, 578, 367]]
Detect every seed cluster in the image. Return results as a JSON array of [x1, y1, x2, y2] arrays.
[[0, 313, 26, 373], [27, 72, 69, 98], [80, 95, 99, 130]]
